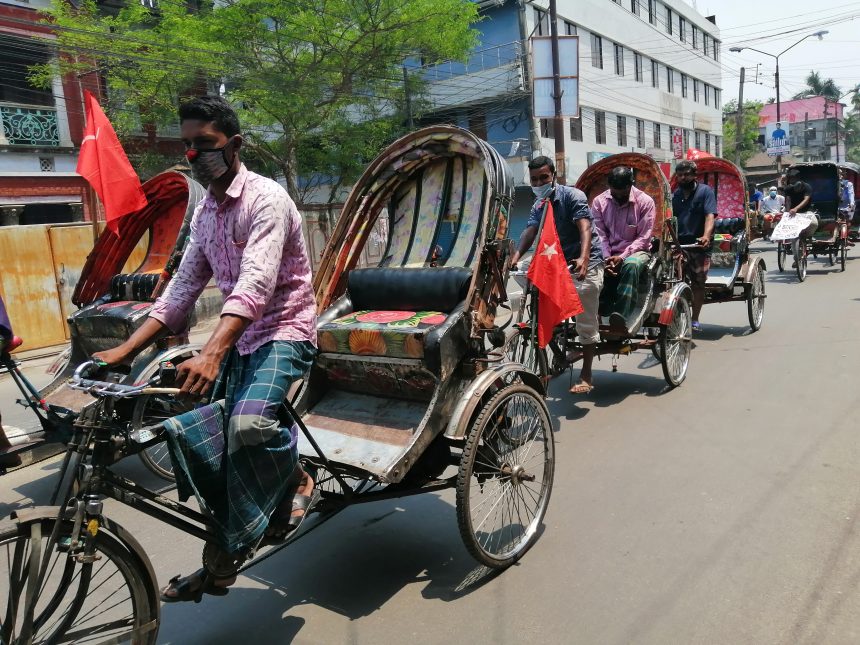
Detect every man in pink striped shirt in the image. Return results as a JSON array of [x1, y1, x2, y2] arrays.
[[592, 167, 656, 332], [95, 96, 318, 602]]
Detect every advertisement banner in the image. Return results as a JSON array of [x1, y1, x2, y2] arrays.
[[770, 212, 812, 241], [766, 121, 790, 157], [672, 127, 684, 160]]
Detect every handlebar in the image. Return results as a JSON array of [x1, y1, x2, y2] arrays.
[[70, 360, 182, 399]]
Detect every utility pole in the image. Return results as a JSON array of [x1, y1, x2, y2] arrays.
[[734, 67, 745, 167], [775, 59, 782, 174], [402, 66, 414, 130], [824, 100, 830, 161], [549, 0, 566, 184], [835, 103, 841, 163], [517, 0, 541, 160], [803, 112, 809, 162]]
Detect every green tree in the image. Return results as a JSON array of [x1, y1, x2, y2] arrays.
[[721, 99, 764, 166], [33, 0, 478, 201], [792, 71, 841, 101]]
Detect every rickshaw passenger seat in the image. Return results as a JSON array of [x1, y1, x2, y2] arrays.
[[110, 273, 160, 302]]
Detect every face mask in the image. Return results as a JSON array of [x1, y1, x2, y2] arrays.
[[186, 139, 235, 186], [770, 191, 777, 198], [532, 182, 554, 200]]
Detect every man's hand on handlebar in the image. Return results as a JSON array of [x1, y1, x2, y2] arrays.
[[695, 235, 711, 247], [92, 345, 134, 368]]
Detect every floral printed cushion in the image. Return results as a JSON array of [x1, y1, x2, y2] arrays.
[[318, 310, 448, 359]]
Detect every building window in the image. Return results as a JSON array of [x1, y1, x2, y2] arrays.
[[595, 110, 606, 144], [714, 88, 721, 109], [679, 16, 686, 42], [617, 115, 627, 146], [705, 133, 711, 153], [565, 20, 577, 35], [540, 118, 554, 138], [683, 128, 690, 151], [653, 122, 661, 148], [692, 25, 699, 49], [666, 67, 674, 93], [704, 34, 710, 57], [648, 0, 657, 24], [591, 34, 603, 69], [681, 73, 688, 98], [693, 79, 700, 102], [0, 36, 53, 106], [570, 116, 583, 142], [636, 119, 645, 148], [666, 7, 673, 34], [630, 0, 639, 15], [714, 136, 721, 157], [713, 40, 720, 61], [614, 44, 625, 76], [535, 9, 550, 36], [634, 53, 643, 82], [704, 84, 711, 106], [651, 60, 659, 88], [694, 130, 701, 149]]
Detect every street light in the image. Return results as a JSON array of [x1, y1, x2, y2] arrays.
[[730, 30, 827, 170]]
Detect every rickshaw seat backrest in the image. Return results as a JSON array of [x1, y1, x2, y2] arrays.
[[110, 273, 160, 302], [347, 267, 472, 313]]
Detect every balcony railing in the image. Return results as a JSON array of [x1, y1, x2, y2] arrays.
[[0, 103, 60, 147]]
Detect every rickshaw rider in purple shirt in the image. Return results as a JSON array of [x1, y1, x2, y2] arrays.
[[592, 167, 656, 332], [94, 96, 318, 603]]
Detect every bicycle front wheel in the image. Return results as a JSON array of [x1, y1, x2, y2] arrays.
[[0, 516, 159, 644]]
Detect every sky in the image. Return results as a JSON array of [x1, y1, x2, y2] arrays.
[[685, 0, 860, 106]]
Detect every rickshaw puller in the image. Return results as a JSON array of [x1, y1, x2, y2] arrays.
[[783, 169, 816, 266], [592, 166, 656, 332], [94, 96, 318, 603], [511, 156, 604, 395], [671, 160, 716, 332]]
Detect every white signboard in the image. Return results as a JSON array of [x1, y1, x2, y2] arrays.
[[770, 212, 812, 241], [766, 121, 790, 157], [531, 36, 579, 118]]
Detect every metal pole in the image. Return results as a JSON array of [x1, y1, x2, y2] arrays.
[[734, 67, 745, 167], [775, 57, 782, 174], [517, 1, 541, 159], [549, 0, 566, 184], [803, 112, 809, 162], [836, 103, 841, 163], [402, 66, 414, 130]]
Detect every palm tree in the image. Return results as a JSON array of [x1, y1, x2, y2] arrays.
[[792, 71, 841, 101]]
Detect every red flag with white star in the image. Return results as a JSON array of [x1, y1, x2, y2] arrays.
[[526, 201, 584, 347]]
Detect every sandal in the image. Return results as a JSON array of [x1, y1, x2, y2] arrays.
[[569, 380, 594, 395], [160, 568, 235, 604], [264, 472, 320, 543]]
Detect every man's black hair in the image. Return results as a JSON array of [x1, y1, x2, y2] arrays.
[[528, 155, 555, 173], [178, 96, 241, 137], [675, 160, 698, 175], [608, 166, 634, 188]]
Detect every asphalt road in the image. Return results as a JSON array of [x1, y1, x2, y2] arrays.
[[3, 241, 860, 644]]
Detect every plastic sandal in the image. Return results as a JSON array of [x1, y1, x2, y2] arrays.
[[160, 568, 233, 604]]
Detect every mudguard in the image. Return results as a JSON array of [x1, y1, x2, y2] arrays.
[[128, 343, 202, 385], [657, 282, 692, 326], [444, 362, 545, 441], [743, 255, 767, 285]]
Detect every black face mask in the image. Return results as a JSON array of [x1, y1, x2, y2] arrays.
[[186, 138, 237, 186]]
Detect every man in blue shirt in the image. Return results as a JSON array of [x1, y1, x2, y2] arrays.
[[511, 156, 604, 394], [672, 160, 716, 331]]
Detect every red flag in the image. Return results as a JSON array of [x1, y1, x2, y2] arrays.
[[686, 148, 714, 160], [76, 91, 147, 234], [527, 201, 584, 348]]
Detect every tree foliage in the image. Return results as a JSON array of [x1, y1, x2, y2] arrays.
[[32, 0, 479, 201], [720, 99, 764, 166], [792, 71, 841, 101]]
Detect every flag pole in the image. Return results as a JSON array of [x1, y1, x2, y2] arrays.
[[527, 198, 551, 354]]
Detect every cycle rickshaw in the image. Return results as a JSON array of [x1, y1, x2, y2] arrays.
[[507, 152, 694, 388], [775, 161, 849, 281], [0, 126, 554, 644], [838, 161, 860, 240], [1, 170, 204, 481], [669, 157, 767, 331]]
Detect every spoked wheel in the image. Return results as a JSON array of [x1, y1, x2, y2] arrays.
[[503, 327, 548, 380], [792, 239, 807, 282], [132, 394, 194, 482], [0, 517, 158, 644], [746, 264, 766, 332], [456, 383, 554, 569], [776, 241, 786, 272], [840, 237, 847, 272], [659, 295, 692, 387]]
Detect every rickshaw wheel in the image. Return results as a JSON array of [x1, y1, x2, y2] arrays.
[[503, 327, 548, 380], [456, 383, 554, 569], [840, 237, 847, 272], [792, 239, 807, 282], [659, 296, 692, 387], [132, 394, 194, 481], [746, 263, 766, 332], [776, 242, 786, 272]]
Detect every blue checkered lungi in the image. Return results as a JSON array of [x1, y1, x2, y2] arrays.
[[163, 340, 316, 554]]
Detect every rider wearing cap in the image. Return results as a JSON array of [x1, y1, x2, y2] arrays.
[[592, 166, 656, 332]]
